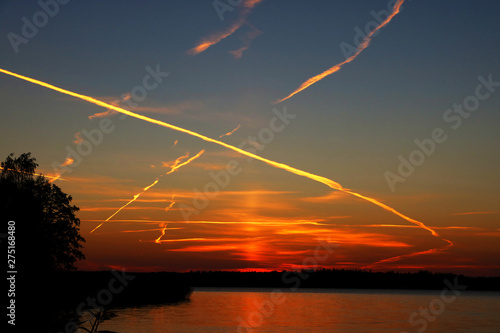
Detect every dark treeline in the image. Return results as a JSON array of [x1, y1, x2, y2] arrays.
[[12, 271, 192, 331], [181, 269, 500, 291], [67, 269, 500, 294], [53, 271, 192, 307]]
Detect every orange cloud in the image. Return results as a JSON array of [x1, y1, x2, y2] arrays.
[[61, 157, 74, 167], [169, 244, 239, 252], [451, 211, 497, 215], [73, 132, 84, 144], [302, 191, 349, 202]]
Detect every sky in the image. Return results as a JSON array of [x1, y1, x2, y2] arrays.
[[0, 0, 499, 276]]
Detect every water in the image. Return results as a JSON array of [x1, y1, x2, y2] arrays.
[[98, 288, 500, 332]]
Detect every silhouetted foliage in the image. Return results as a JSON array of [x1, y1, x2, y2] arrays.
[[1, 152, 85, 271], [1, 152, 85, 331]]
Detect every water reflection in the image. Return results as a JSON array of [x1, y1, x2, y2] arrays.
[[98, 288, 500, 333]]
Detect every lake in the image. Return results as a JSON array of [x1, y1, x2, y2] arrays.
[[98, 288, 500, 332]]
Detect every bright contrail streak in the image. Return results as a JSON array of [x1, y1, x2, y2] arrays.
[[274, 0, 405, 104], [345, 190, 438, 237], [90, 150, 204, 234], [0, 68, 450, 261], [162, 151, 189, 169], [219, 124, 241, 139], [166, 150, 205, 175], [90, 178, 159, 233]]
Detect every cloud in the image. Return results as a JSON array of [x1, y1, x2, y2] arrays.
[[451, 211, 497, 215], [228, 23, 262, 58], [187, 0, 264, 56]]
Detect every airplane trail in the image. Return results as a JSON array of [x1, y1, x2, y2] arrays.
[[0, 166, 65, 181], [90, 150, 204, 234], [166, 150, 205, 175], [274, 0, 405, 104], [47, 157, 75, 182], [90, 178, 159, 233], [0, 67, 450, 262], [162, 151, 189, 169], [187, 0, 264, 56], [365, 239, 454, 268], [219, 124, 241, 139], [155, 197, 176, 244]]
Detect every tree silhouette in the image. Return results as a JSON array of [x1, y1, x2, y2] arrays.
[[1, 152, 85, 271], [1, 152, 85, 331]]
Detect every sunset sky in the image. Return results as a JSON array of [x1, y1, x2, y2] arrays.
[[1, 0, 499, 276]]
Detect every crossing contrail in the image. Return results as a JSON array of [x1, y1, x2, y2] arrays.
[[90, 150, 204, 233], [0, 67, 451, 262]]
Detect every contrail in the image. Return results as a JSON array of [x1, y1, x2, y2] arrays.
[[274, 0, 405, 104], [155, 196, 176, 244], [48, 157, 75, 182], [90, 150, 204, 233], [187, 0, 264, 56], [90, 178, 159, 233], [0, 68, 450, 261], [365, 239, 454, 268], [0, 166, 65, 181], [166, 150, 205, 175], [162, 151, 189, 169], [219, 124, 241, 139], [229, 23, 262, 59]]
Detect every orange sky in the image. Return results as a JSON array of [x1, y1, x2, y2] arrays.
[[1, 1, 499, 277], [54, 149, 499, 276]]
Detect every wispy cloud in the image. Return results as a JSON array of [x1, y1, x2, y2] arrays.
[[451, 211, 497, 216], [187, 0, 264, 56], [228, 23, 262, 59]]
